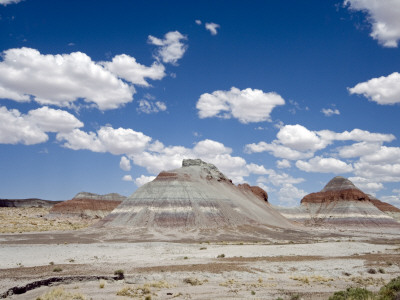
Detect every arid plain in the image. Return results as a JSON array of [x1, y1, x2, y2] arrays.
[[1, 160, 400, 299]]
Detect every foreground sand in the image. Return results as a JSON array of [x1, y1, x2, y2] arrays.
[[1, 228, 400, 299]]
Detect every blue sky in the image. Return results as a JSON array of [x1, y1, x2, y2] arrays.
[[1, 0, 400, 207]]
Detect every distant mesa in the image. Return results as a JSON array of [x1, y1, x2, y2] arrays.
[[277, 176, 399, 228], [0, 198, 61, 208], [49, 192, 126, 219], [96, 158, 293, 240]]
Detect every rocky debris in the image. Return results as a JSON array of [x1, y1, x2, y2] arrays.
[[238, 184, 268, 202], [0, 199, 61, 208], [277, 176, 399, 228], [49, 192, 125, 219], [97, 159, 294, 239]]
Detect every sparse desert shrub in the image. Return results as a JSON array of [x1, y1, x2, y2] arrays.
[[200, 247, 207, 250], [145, 296, 152, 300], [217, 253, 225, 258], [184, 256, 188, 259], [52, 267, 62, 272], [368, 268, 377, 274], [351, 276, 385, 287], [117, 285, 151, 298], [183, 277, 204, 286], [251, 290, 256, 295], [377, 276, 400, 300], [378, 268, 385, 274], [148, 280, 171, 289], [329, 287, 373, 300], [290, 294, 300, 300], [114, 269, 124, 278], [49, 261, 54, 265], [291, 276, 309, 284], [99, 280, 105, 288], [36, 287, 86, 300]]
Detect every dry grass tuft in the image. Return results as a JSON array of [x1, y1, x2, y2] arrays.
[[36, 287, 87, 300], [116, 281, 172, 298], [183, 277, 208, 286], [351, 276, 386, 286], [290, 275, 334, 285]]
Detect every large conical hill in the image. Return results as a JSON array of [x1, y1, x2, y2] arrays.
[[96, 159, 297, 240]]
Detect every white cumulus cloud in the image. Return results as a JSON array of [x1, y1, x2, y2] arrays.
[[0, 48, 134, 110], [257, 170, 304, 187], [359, 146, 400, 164], [196, 87, 285, 124], [246, 124, 395, 164], [296, 156, 354, 174], [102, 54, 166, 86], [348, 72, 400, 105], [119, 156, 131, 171], [277, 124, 330, 152], [129, 139, 267, 183], [246, 163, 269, 175], [348, 176, 384, 194], [344, 0, 400, 47], [276, 159, 291, 169], [0, 106, 83, 145], [0, 106, 48, 145], [245, 141, 314, 160], [56, 126, 152, 155], [277, 184, 307, 206], [148, 31, 188, 65], [337, 142, 382, 158], [354, 161, 400, 182], [205, 22, 220, 35], [27, 106, 83, 133], [317, 128, 395, 143]]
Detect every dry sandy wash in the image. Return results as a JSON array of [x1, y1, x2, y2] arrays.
[[1, 214, 400, 299]]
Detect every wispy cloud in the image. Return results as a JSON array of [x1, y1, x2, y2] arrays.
[[321, 108, 340, 116], [205, 22, 220, 35]]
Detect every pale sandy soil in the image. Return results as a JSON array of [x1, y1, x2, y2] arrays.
[[1, 234, 400, 299], [1, 207, 400, 299]]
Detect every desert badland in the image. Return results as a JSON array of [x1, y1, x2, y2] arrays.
[[1, 159, 400, 299], [2, 1, 400, 299]]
